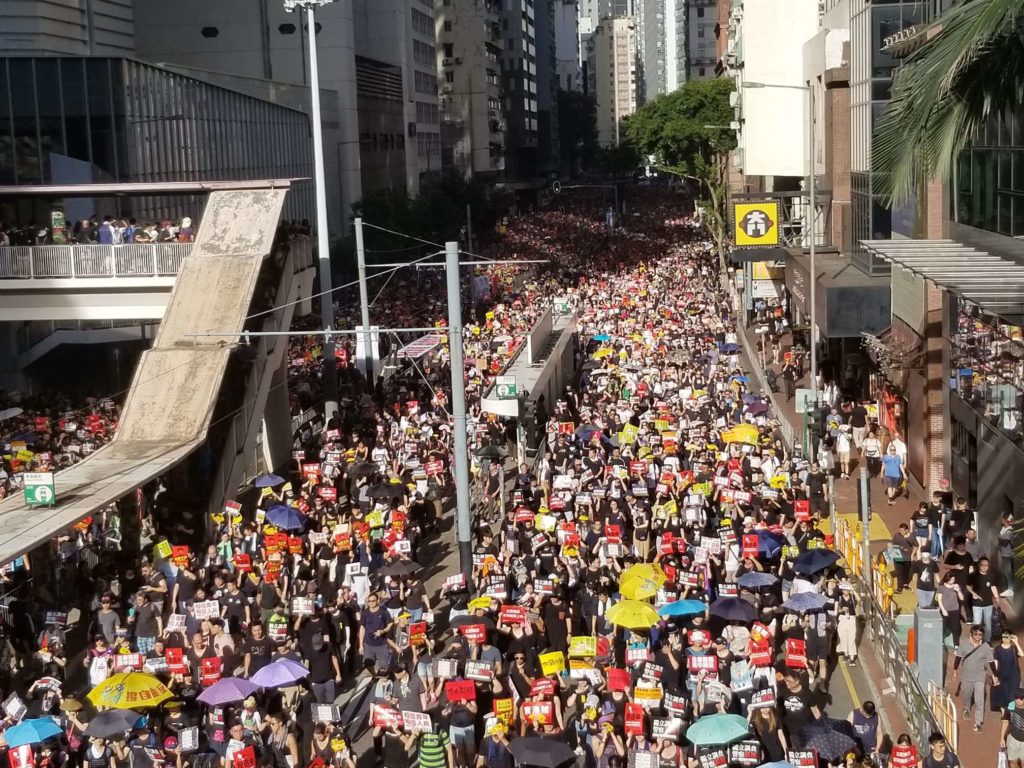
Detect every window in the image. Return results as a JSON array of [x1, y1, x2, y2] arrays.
[[278, 23, 296, 34], [201, 26, 219, 38], [697, 29, 704, 37], [444, 43, 453, 58], [445, 71, 454, 83], [444, 20, 452, 31]]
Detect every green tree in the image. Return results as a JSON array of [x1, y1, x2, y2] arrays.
[[624, 78, 736, 259], [873, 0, 1024, 206], [558, 90, 599, 174]]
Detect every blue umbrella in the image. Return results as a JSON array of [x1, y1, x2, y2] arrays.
[[737, 571, 778, 589], [793, 548, 840, 575], [685, 713, 749, 746], [657, 599, 707, 618], [760, 763, 796, 768], [730, 375, 749, 383], [709, 597, 757, 623], [592, 334, 611, 342], [719, 343, 741, 355], [757, 530, 785, 558], [254, 473, 285, 488], [782, 592, 829, 613], [5, 717, 63, 747], [265, 504, 307, 531]]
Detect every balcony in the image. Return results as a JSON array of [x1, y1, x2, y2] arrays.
[[0, 243, 190, 281]]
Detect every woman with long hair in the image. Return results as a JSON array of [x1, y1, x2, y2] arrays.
[[749, 704, 787, 763]]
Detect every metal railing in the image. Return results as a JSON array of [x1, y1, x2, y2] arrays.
[[0, 243, 191, 279], [15, 319, 158, 356]]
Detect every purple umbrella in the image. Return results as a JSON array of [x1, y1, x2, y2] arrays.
[[196, 677, 260, 706], [249, 658, 309, 688]]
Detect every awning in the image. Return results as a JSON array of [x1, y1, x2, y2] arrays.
[[860, 239, 1024, 321], [786, 254, 892, 337]]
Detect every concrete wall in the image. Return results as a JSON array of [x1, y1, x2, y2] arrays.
[[0, 0, 134, 56]]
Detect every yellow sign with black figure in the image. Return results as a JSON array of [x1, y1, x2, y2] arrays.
[[733, 201, 780, 247]]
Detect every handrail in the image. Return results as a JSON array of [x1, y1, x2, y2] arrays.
[[0, 243, 191, 279]]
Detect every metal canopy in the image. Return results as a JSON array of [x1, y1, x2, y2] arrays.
[[860, 239, 1024, 319]]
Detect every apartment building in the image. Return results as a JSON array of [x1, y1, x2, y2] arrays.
[[436, 0, 506, 177], [686, 0, 717, 79], [555, 0, 582, 92], [639, 0, 681, 98], [588, 17, 638, 147]]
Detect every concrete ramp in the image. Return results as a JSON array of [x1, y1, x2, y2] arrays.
[[0, 188, 289, 565]]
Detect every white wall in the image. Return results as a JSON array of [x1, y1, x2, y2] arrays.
[[736, 0, 819, 177]]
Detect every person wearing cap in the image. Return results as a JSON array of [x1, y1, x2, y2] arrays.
[[1002, 689, 1024, 768]]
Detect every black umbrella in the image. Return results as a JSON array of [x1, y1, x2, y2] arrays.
[[84, 709, 141, 739], [367, 482, 406, 500], [348, 461, 378, 479], [507, 736, 577, 768], [802, 717, 856, 741], [380, 559, 420, 576], [806, 729, 857, 763], [793, 548, 840, 576], [474, 445, 509, 460], [449, 614, 496, 631], [708, 597, 757, 623]]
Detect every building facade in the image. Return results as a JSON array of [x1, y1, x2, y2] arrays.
[[639, 0, 682, 99], [588, 17, 638, 147], [436, 0, 505, 178], [686, 0, 717, 80], [0, 0, 135, 56], [554, 0, 582, 92], [0, 56, 314, 227], [500, 0, 541, 178]]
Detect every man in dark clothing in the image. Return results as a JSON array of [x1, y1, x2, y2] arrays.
[[803, 462, 829, 518]]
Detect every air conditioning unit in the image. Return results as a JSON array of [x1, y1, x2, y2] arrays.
[[441, 84, 453, 94], [729, 120, 740, 131], [442, 57, 453, 66], [725, 52, 737, 66], [455, 57, 463, 64], [729, 91, 738, 107]]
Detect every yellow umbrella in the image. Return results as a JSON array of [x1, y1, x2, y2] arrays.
[[593, 348, 614, 360], [619, 564, 666, 601], [606, 599, 661, 630], [87, 672, 173, 710], [722, 423, 760, 445]]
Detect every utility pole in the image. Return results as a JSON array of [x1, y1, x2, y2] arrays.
[[354, 217, 375, 390], [287, 0, 337, 420], [860, 466, 871, 594], [446, 240, 473, 586]]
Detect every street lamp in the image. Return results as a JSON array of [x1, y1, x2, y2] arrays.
[[742, 80, 819, 410], [286, 0, 338, 419]]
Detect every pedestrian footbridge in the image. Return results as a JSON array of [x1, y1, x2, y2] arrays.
[[0, 183, 315, 565]]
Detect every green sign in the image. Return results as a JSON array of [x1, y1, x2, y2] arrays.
[[495, 375, 517, 400], [554, 298, 570, 315], [23, 472, 55, 506]]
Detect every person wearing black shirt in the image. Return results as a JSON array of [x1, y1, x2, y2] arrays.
[[777, 669, 821, 748], [219, 581, 250, 635], [912, 552, 940, 608], [968, 557, 1000, 642], [943, 536, 976, 590], [299, 613, 342, 703], [803, 463, 828, 519], [242, 624, 273, 676], [542, 592, 571, 654]]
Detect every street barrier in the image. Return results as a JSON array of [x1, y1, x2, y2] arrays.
[[928, 681, 960, 753], [833, 516, 864, 580]]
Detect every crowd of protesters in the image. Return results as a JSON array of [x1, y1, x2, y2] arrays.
[[0, 191, 973, 768]]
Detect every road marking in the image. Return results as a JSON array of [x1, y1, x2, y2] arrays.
[[839, 658, 861, 709]]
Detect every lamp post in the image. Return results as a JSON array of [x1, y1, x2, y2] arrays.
[[285, 0, 338, 420], [742, 80, 818, 409]]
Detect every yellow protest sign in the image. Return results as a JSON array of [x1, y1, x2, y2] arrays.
[[493, 698, 514, 724], [770, 473, 790, 489], [366, 511, 384, 528], [154, 540, 172, 560], [534, 514, 557, 532], [619, 424, 639, 445], [691, 482, 712, 497], [655, 419, 670, 432], [469, 596, 493, 611], [539, 651, 565, 676], [569, 636, 598, 658]]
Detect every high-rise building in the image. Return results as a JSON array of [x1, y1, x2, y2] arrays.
[[534, 0, 561, 175], [686, 0, 718, 80], [639, 0, 681, 99], [555, 0, 582, 92], [588, 17, 638, 147], [500, 0, 540, 178], [0, 0, 135, 56], [436, 0, 505, 178]]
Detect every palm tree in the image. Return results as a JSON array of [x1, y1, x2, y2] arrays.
[[872, 0, 1024, 207]]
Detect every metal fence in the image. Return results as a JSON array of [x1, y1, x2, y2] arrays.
[[0, 243, 191, 279]]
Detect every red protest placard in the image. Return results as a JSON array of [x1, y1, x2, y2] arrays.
[[686, 654, 719, 673], [794, 499, 810, 521], [165, 648, 187, 675], [499, 605, 527, 625], [201, 656, 222, 686], [233, 554, 252, 572], [785, 638, 807, 668], [171, 545, 190, 566], [302, 463, 321, 477], [659, 532, 675, 556], [318, 486, 337, 501], [624, 702, 645, 736], [629, 460, 648, 476], [371, 705, 403, 730], [288, 537, 304, 554], [445, 680, 476, 702], [741, 535, 759, 559], [425, 460, 444, 476], [607, 668, 631, 692], [515, 508, 535, 523], [558, 422, 575, 434], [9, 745, 35, 768], [232, 746, 257, 768], [529, 678, 557, 698], [786, 751, 817, 768], [605, 524, 622, 543], [522, 701, 554, 724], [749, 641, 772, 667], [458, 624, 487, 644]]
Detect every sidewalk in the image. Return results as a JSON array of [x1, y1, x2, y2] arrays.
[[738, 316, 1008, 765]]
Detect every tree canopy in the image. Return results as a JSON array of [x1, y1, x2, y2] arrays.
[[873, 0, 1024, 206], [624, 78, 736, 180]]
